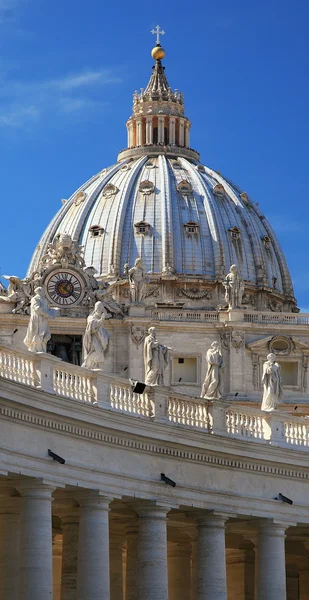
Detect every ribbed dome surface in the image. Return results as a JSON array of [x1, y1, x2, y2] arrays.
[[28, 155, 293, 297]]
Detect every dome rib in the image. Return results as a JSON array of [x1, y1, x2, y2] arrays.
[[108, 156, 147, 275], [159, 156, 174, 273]]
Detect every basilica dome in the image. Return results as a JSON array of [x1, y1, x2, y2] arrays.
[[28, 42, 296, 312]]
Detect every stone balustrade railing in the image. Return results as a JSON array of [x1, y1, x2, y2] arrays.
[[1, 344, 309, 450], [152, 310, 219, 323], [244, 312, 309, 325]]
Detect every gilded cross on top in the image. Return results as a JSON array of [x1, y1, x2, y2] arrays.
[[151, 25, 165, 45]]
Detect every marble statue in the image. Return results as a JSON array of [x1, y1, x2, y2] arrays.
[[144, 327, 173, 386], [128, 258, 148, 303], [201, 341, 224, 399], [223, 264, 245, 309], [82, 301, 109, 369], [261, 353, 283, 411], [24, 287, 59, 353], [41, 233, 85, 269], [0, 275, 31, 314]]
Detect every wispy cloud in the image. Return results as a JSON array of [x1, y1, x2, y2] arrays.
[[0, 68, 122, 129]]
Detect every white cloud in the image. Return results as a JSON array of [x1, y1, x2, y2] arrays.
[[0, 104, 39, 126], [0, 69, 121, 128]]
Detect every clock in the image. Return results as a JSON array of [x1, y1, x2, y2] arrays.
[[44, 269, 85, 306]]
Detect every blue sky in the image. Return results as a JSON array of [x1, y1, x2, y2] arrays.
[[0, 0, 308, 308]]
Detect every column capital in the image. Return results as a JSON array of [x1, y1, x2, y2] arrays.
[[15, 479, 56, 498], [257, 518, 295, 536], [195, 510, 231, 529], [75, 489, 114, 509], [134, 500, 176, 518]]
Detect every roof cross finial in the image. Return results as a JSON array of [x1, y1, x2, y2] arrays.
[[151, 24, 165, 45]]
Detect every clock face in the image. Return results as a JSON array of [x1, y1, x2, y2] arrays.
[[45, 270, 85, 306]]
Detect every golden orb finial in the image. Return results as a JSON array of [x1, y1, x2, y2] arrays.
[[151, 25, 166, 61], [151, 44, 165, 61]]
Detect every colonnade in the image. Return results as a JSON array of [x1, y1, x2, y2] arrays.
[[127, 115, 191, 149], [0, 480, 305, 600]]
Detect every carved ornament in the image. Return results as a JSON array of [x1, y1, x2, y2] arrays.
[[102, 184, 119, 199], [268, 336, 295, 356], [131, 325, 146, 348], [145, 286, 160, 298], [177, 288, 211, 300], [139, 180, 154, 195], [177, 180, 192, 195], [74, 191, 87, 206], [231, 331, 244, 352], [213, 183, 225, 198]]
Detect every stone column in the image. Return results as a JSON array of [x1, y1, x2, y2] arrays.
[[60, 510, 79, 600], [146, 117, 152, 144], [179, 118, 185, 146], [128, 122, 134, 148], [53, 533, 63, 600], [169, 117, 176, 145], [0, 496, 21, 600], [158, 117, 165, 144], [136, 119, 142, 146], [110, 531, 124, 600], [168, 541, 191, 600], [196, 512, 228, 600], [18, 482, 55, 600], [257, 520, 288, 600], [125, 523, 138, 600], [136, 503, 170, 600], [184, 123, 190, 148], [77, 494, 111, 600]]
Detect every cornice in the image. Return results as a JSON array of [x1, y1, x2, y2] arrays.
[[1, 380, 309, 482]]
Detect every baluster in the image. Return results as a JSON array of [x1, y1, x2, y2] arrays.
[[171, 398, 177, 422], [127, 387, 133, 412], [81, 375, 87, 401], [189, 402, 195, 427], [87, 377, 93, 403], [110, 384, 115, 408], [135, 392, 142, 415], [113, 385, 118, 409], [63, 371, 69, 397]]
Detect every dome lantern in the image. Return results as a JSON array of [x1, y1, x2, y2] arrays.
[[118, 26, 199, 163]]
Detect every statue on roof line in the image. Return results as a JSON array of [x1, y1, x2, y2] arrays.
[[126, 257, 149, 304], [223, 264, 245, 309], [82, 301, 109, 369], [83, 266, 125, 317], [144, 327, 174, 386], [0, 275, 32, 314], [24, 287, 59, 353], [261, 353, 283, 411], [201, 341, 224, 400], [40, 233, 85, 269]]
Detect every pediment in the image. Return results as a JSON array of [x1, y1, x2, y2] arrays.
[[247, 335, 309, 356]]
